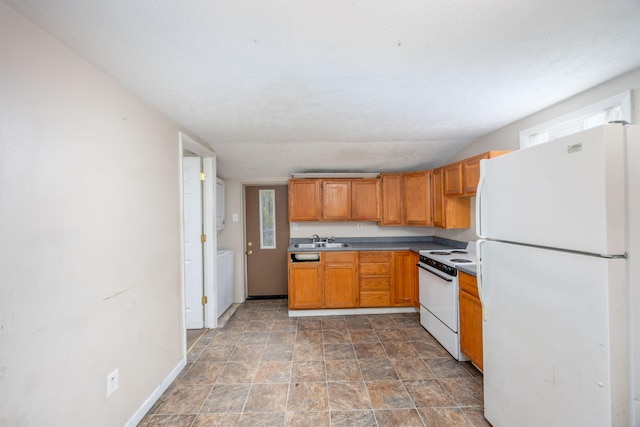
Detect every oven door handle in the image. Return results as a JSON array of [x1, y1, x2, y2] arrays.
[[416, 264, 453, 282]]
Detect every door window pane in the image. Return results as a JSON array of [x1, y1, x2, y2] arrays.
[[259, 189, 276, 249]]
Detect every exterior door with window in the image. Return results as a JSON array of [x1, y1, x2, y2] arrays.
[[245, 185, 290, 297]]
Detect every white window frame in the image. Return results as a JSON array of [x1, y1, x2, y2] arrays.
[[519, 91, 632, 149]]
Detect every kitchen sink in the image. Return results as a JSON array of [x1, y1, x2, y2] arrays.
[[295, 243, 321, 248], [322, 242, 349, 248], [294, 242, 349, 249]]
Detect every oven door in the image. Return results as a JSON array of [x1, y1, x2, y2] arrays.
[[418, 262, 458, 332]]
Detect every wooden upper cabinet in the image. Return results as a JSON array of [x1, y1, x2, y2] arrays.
[[380, 173, 403, 226], [352, 179, 382, 221], [288, 179, 321, 221], [432, 168, 445, 227], [463, 154, 485, 195], [433, 168, 470, 229], [462, 150, 511, 196], [444, 162, 464, 196], [322, 180, 351, 221], [402, 170, 433, 226]]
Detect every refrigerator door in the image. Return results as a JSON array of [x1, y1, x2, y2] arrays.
[[627, 125, 640, 425], [477, 124, 626, 256], [480, 240, 628, 426]]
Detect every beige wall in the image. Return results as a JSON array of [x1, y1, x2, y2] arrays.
[[0, 4, 186, 425]]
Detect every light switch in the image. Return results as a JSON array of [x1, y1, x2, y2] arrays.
[[232, 213, 238, 222]]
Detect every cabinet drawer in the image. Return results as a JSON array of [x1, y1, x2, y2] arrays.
[[459, 272, 479, 298], [359, 263, 391, 275], [323, 251, 357, 264], [360, 292, 391, 307], [359, 251, 391, 263], [359, 276, 390, 291]]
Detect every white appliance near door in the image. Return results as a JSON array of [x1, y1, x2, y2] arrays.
[[476, 123, 638, 426], [216, 249, 234, 318]]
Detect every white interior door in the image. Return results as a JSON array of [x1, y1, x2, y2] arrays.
[[183, 156, 204, 329]]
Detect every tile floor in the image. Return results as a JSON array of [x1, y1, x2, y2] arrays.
[[139, 299, 490, 426]]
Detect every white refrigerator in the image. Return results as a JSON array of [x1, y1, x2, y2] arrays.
[[476, 123, 638, 426]]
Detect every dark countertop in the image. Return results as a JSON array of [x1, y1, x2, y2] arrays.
[[288, 236, 467, 254], [457, 264, 477, 276]]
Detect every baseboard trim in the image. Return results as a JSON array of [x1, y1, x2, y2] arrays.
[[125, 357, 187, 427], [288, 306, 417, 317]]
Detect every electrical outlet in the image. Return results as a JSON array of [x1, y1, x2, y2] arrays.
[[357, 223, 363, 231], [292, 222, 298, 230], [106, 368, 119, 397]]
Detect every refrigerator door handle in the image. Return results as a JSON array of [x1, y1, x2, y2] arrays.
[[476, 239, 488, 320], [476, 159, 487, 239]]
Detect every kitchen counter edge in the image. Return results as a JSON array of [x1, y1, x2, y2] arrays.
[[288, 236, 467, 254]]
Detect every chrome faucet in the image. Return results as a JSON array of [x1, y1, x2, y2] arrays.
[[311, 234, 320, 243]]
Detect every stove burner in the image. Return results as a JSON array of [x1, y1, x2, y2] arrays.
[[450, 259, 472, 263], [429, 251, 451, 255], [450, 250, 468, 254]]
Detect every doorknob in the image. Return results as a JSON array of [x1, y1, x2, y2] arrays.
[[246, 250, 253, 255]]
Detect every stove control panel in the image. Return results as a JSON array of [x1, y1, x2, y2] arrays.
[[419, 255, 457, 276]]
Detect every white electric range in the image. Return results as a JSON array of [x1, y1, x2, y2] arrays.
[[418, 242, 475, 361]]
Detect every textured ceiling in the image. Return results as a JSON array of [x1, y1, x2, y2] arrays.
[[7, 0, 640, 177]]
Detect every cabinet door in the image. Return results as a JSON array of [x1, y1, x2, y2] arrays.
[[463, 151, 510, 196], [459, 291, 483, 370], [352, 179, 382, 221], [432, 168, 445, 227], [462, 154, 488, 195], [380, 174, 403, 225], [459, 272, 483, 370], [444, 162, 464, 196], [288, 262, 322, 309], [288, 179, 321, 221], [322, 180, 351, 221], [433, 168, 470, 229], [323, 252, 358, 308], [402, 171, 433, 226], [392, 251, 417, 306]]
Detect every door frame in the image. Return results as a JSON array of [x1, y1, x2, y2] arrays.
[[180, 133, 217, 342], [241, 180, 288, 300]]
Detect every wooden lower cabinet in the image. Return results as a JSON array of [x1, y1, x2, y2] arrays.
[[359, 251, 392, 307], [392, 251, 418, 306], [289, 250, 419, 310], [288, 261, 322, 309], [458, 271, 483, 370], [323, 252, 359, 308]]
